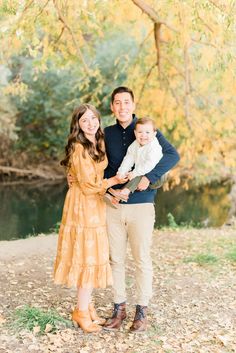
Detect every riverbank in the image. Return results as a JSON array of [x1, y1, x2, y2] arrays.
[[0, 161, 64, 184], [0, 228, 235, 353]]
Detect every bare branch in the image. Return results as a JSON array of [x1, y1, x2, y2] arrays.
[[162, 55, 185, 79], [191, 37, 217, 48], [53, 26, 65, 46], [154, 22, 161, 75], [34, 0, 51, 23], [137, 29, 153, 55], [161, 73, 181, 107], [131, 0, 179, 33], [21, 0, 35, 14], [197, 12, 214, 33], [183, 43, 192, 130], [207, 0, 228, 13], [52, 0, 90, 75], [131, 29, 153, 74], [137, 63, 157, 105], [14, 0, 34, 27]]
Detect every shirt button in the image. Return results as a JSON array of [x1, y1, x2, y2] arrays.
[[123, 143, 126, 146], [123, 131, 125, 134]]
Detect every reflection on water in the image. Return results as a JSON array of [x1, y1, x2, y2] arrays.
[[0, 181, 67, 241], [155, 184, 231, 228], [0, 181, 231, 240]]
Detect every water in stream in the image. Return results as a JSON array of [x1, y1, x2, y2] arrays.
[[0, 181, 231, 241]]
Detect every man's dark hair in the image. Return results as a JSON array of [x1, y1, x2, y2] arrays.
[[111, 86, 134, 103]]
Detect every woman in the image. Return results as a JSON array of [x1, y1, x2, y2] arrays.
[[54, 104, 121, 333]]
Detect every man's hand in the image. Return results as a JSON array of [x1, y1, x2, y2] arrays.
[[136, 176, 150, 191], [67, 173, 76, 187]]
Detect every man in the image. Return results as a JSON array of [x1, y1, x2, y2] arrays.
[[103, 86, 180, 333]]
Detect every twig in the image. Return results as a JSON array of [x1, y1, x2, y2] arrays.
[[52, 0, 90, 75], [207, 0, 228, 13], [162, 55, 185, 79], [131, 0, 179, 33], [197, 12, 214, 33], [183, 42, 192, 130], [161, 72, 181, 107], [191, 37, 217, 48], [34, 0, 51, 23], [53, 26, 65, 46], [13, 0, 34, 32], [137, 63, 157, 105], [154, 22, 161, 76]]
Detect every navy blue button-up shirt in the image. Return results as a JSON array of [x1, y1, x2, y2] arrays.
[[104, 115, 180, 204]]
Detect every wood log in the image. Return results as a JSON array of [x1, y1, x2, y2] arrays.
[[0, 165, 64, 180]]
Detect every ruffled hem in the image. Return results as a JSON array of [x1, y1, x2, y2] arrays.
[[54, 213, 111, 288], [54, 262, 113, 289]]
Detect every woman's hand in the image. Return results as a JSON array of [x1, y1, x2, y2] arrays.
[[67, 173, 76, 187], [107, 175, 128, 188], [115, 174, 129, 184]]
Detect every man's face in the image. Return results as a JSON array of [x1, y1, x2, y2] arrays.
[[134, 123, 156, 146], [110, 92, 135, 126]]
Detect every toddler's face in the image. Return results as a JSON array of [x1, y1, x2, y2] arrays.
[[134, 123, 156, 146]]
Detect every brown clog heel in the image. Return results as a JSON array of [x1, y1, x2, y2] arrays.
[[72, 308, 102, 333], [89, 303, 106, 326]]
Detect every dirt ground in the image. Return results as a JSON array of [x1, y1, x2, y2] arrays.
[[0, 227, 235, 353]]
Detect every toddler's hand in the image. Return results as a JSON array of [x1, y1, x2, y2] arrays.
[[116, 173, 128, 184], [127, 172, 134, 180]]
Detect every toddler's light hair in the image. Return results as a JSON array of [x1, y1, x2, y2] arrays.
[[135, 117, 157, 131]]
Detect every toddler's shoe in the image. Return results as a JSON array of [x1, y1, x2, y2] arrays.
[[103, 193, 119, 208], [109, 188, 129, 202]]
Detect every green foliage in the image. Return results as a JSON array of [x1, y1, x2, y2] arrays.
[[0, 0, 235, 185], [226, 248, 236, 263], [159, 212, 203, 230], [94, 31, 138, 115], [5, 31, 139, 160], [49, 221, 61, 233], [10, 305, 71, 334], [167, 213, 178, 229], [11, 58, 77, 159], [0, 0, 17, 15], [184, 253, 219, 265]]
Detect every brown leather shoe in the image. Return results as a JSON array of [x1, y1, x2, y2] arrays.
[[129, 305, 147, 333], [103, 302, 126, 331]]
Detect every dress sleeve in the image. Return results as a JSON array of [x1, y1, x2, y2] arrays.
[[71, 144, 109, 196]]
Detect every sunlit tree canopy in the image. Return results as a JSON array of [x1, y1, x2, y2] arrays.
[[0, 0, 235, 186]]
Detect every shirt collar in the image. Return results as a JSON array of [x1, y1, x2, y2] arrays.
[[116, 114, 137, 131]]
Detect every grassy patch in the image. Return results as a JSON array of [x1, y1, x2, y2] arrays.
[[9, 305, 72, 334], [226, 248, 236, 262], [49, 221, 61, 233], [159, 213, 202, 230], [184, 253, 219, 265]]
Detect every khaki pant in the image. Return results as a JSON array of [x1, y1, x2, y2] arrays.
[[106, 203, 155, 306]]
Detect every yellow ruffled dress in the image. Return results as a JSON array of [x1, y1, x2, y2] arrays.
[[54, 143, 112, 288]]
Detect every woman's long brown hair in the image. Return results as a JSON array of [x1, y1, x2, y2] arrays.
[[60, 104, 106, 168]]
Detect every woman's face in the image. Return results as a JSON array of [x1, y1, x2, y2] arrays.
[[79, 109, 100, 138]]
